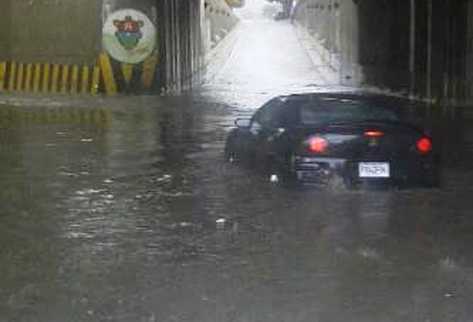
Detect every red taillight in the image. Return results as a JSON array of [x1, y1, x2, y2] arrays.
[[308, 136, 328, 153], [416, 137, 432, 155], [364, 130, 384, 138]]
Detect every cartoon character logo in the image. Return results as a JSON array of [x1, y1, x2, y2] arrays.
[[113, 16, 144, 50], [103, 9, 156, 64]]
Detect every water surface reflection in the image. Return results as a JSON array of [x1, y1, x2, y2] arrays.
[[1, 94, 473, 321]]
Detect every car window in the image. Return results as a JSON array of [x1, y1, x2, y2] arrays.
[[251, 98, 301, 130], [296, 97, 400, 125], [278, 104, 299, 127], [251, 98, 285, 129]]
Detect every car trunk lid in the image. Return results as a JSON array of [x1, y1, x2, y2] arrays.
[[294, 121, 421, 160]]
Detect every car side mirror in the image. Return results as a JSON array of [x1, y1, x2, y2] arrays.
[[235, 118, 251, 128]]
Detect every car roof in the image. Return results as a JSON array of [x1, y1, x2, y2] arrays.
[[276, 91, 416, 107]]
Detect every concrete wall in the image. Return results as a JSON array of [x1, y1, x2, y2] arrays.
[[0, 0, 238, 95], [357, 0, 469, 103], [157, 0, 205, 93], [1, 0, 100, 65], [159, 0, 238, 93], [105, 0, 238, 93], [294, 0, 471, 104], [203, 0, 239, 51], [0, 1, 12, 61], [356, 0, 410, 92], [293, 0, 361, 86], [465, 1, 473, 100], [226, 0, 245, 8]]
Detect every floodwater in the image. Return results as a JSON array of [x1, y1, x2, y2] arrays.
[[2, 4, 473, 322]]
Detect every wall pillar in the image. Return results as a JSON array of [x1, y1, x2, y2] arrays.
[[339, 0, 361, 86], [0, 0, 12, 61]]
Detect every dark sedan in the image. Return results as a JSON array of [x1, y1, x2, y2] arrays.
[[224, 92, 439, 188]]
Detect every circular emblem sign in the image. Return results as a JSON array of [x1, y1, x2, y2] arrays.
[[103, 9, 156, 64]]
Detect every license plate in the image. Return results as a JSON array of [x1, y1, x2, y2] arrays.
[[358, 162, 390, 178]]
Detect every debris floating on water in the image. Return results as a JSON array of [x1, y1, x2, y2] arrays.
[[216, 218, 226, 229]]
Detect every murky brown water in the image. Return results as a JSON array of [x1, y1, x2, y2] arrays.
[[1, 96, 473, 322]]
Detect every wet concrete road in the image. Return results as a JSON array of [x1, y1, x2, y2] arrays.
[[2, 5, 473, 322]]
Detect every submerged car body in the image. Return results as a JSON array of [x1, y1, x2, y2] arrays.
[[225, 92, 439, 188]]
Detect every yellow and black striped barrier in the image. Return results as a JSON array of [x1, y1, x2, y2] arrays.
[[0, 61, 100, 96], [0, 52, 159, 96], [98, 51, 159, 94]]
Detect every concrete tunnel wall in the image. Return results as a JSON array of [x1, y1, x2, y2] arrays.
[[356, 0, 470, 104], [293, 0, 361, 86], [0, 0, 238, 95], [1, 0, 472, 102], [204, 0, 240, 52], [293, 0, 473, 105], [0, 0, 101, 65], [0, 1, 12, 62], [160, 0, 238, 93]]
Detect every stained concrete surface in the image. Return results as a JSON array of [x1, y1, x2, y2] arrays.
[[1, 2, 473, 322]]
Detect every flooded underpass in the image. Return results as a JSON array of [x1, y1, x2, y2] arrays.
[[2, 3, 473, 322]]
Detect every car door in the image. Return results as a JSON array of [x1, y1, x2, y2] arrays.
[[248, 99, 286, 164]]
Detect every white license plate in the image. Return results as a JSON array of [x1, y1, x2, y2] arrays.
[[358, 162, 390, 178]]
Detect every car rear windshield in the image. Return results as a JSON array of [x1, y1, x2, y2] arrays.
[[298, 98, 400, 125]]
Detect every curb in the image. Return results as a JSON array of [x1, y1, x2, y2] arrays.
[[0, 93, 167, 109], [203, 22, 241, 83], [293, 22, 341, 86]]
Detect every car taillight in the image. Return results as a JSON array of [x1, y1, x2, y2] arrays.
[[308, 136, 328, 154], [364, 130, 384, 138], [416, 137, 432, 155]]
